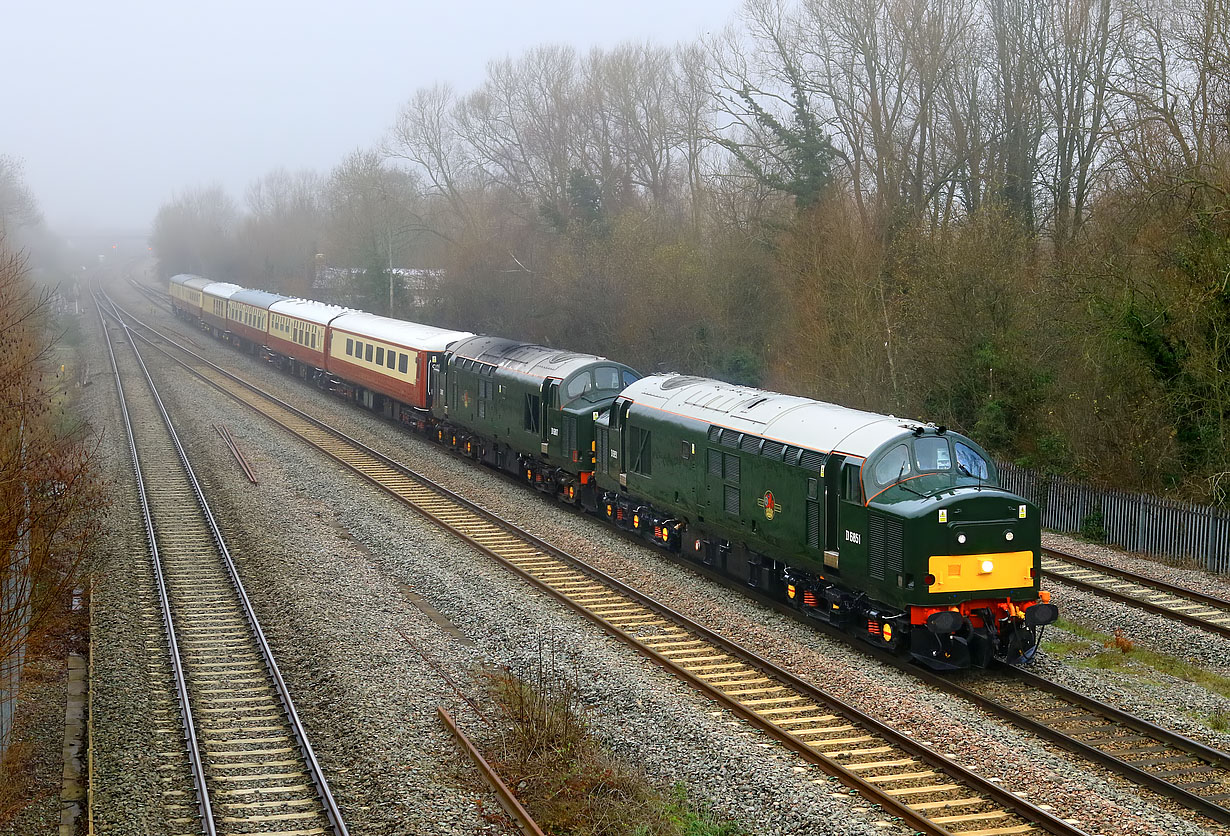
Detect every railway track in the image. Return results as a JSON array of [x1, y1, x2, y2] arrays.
[[942, 666, 1230, 824], [96, 295, 348, 836], [100, 290, 1088, 836], [1041, 546, 1230, 639]]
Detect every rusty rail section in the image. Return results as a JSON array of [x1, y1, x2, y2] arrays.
[[438, 707, 546, 836], [214, 423, 258, 484]]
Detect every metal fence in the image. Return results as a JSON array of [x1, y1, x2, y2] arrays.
[[996, 461, 1230, 573]]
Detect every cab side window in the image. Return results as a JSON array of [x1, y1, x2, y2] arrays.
[[843, 464, 862, 503]]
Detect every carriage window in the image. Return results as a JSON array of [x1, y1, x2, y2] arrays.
[[387, 350, 396, 369], [376, 347, 385, 366], [399, 354, 408, 374], [955, 442, 989, 479], [311, 332, 316, 348], [365, 344, 374, 362], [346, 338, 353, 356], [915, 437, 951, 471], [873, 445, 911, 487]]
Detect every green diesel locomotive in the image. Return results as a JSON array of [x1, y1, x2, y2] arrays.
[[589, 374, 1057, 670]]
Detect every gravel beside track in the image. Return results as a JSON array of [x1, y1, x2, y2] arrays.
[[111, 279, 1228, 836]]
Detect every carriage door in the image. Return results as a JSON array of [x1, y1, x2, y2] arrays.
[[540, 379, 559, 455]]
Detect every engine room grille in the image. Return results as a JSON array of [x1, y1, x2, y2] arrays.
[[740, 435, 761, 454], [723, 453, 740, 484], [563, 416, 577, 456], [800, 449, 824, 471], [806, 500, 820, 548], [721, 430, 741, 448], [867, 513, 904, 581], [724, 484, 740, 515]]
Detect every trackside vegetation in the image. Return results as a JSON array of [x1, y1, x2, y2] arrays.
[[481, 651, 743, 836], [150, 1, 1230, 509]]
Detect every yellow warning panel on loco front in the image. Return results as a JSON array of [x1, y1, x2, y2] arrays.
[[927, 551, 1034, 594]]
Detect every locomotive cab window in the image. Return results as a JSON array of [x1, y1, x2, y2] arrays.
[[955, 442, 989, 479], [873, 445, 911, 487], [915, 436, 951, 471], [629, 427, 652, 475]]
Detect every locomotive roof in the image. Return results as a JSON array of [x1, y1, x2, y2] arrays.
[[623, 374, 923, 461], [201, 282, 245, 299], [268, 298, 351, 326], [330, 312, 473, 352], [450, 335, 631, 380], [230, 289, 288, 309]]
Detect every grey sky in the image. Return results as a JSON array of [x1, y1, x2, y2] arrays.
[[3, 0, 742, 236]]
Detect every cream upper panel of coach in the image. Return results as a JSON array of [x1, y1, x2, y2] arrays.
[[623, 374, 916, 460], [330, 312, 473, 352]]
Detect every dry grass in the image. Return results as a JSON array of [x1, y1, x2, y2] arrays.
[[482, 642, 741, 836]]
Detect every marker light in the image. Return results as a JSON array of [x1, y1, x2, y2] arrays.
[[882, 622, 893, 642], [981, 560, 994, 574], [957, 533, 967, 544]]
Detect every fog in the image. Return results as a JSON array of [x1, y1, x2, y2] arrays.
[[1, 0, 740, 237]]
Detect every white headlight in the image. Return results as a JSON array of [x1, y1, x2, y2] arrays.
[[981, 560, 994, 573], [957, 533, 967, 544], [1005, 530, 1014, 541]]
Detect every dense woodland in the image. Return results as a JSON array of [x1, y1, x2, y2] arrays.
[[150, 0, 1230, 506]]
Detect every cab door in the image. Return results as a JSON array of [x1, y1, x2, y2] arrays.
[[836, 461, 869, 576], [610, 398, 630, 482], [540, 379, 560, 456]]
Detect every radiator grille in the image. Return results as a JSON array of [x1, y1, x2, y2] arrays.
[[807, 500, 820, 548], [725, 484, 740, 515], [867, 513, 904, 580]]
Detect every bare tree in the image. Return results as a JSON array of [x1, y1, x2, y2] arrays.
[[388, 84, 477, 230], [238, 168, 325, 292], [0, 157, 41, 239], [149, 185, 240, 280]]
